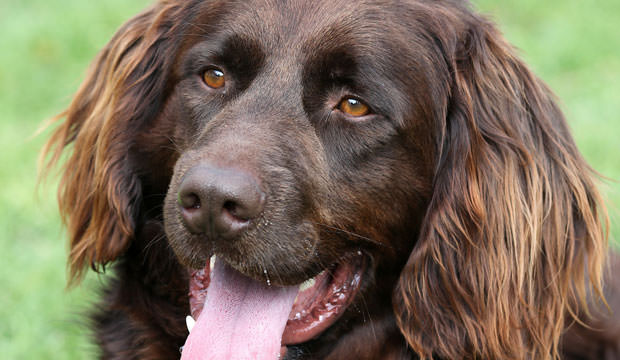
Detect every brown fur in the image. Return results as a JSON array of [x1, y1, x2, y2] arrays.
[[42, 0, 618, 359]]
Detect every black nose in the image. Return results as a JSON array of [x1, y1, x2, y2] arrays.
[[177, 165, 265, 238]]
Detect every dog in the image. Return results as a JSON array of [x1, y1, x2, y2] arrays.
[[43, 0, 620, 358]]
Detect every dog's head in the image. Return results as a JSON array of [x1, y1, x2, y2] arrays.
[[44, 0, 607, 358]]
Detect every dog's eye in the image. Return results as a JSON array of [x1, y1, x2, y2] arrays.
[[202, 68, 226, 89], [337, 97, 370, 117]]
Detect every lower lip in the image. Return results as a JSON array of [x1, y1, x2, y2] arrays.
[[282, 254, 365, 345]]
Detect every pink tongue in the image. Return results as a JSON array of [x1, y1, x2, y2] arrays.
[[181, 259, 298, 360]]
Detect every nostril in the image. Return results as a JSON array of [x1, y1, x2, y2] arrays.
[[223, 200, 247, 221], [179, 193, 201, 210], [178, 191, 207, 235], [223, 200, 236, 213]]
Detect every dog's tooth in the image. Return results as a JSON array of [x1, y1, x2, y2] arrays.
[[264, 269, 271, 286], [186, 315, 195, 333], [299, 277, 316, 292], [209, 255, 216, 271]]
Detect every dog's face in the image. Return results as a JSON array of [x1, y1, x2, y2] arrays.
[[46, 0, 608, 358], [159, 1, 437, 355], [162, 0, 438, 283]]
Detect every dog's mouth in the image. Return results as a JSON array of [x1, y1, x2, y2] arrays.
[[181, 252, 365, 359]]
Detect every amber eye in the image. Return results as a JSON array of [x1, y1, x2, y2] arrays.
[[202, 68, 225, 89], [338, 97, 370, 117]]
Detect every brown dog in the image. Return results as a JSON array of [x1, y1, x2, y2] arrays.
[[44, 0, 619, 358]]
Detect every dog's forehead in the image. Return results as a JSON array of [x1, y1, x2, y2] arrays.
[[193, 0, 399, 57]]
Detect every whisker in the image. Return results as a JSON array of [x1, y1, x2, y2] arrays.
[[310, 221, 388, 249], [142, 205, 165, 220], [142, 232, 167, 259], [355, 291, 378, 343], [162, 134, 182, 153]]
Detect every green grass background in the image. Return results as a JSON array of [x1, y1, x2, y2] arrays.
[[0, 0, 618, 358]]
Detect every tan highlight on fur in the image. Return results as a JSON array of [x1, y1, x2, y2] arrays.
[[40, 1, 189, 284], [394, 13, 608, 360]]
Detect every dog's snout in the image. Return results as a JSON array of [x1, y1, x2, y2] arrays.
[[177, 165, 265, 238]]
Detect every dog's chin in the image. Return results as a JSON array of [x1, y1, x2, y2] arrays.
[[182, 250, 367, 358]]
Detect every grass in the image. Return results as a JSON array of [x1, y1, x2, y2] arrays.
[[0, 1, 150, 358], [0, 0, 618, 358]]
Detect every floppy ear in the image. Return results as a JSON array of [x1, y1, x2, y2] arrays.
[[394, 15, 608, 360], [42, 2, 187, 283]]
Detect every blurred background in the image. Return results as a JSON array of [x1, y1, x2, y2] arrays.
[[0, 0, 618, 358]]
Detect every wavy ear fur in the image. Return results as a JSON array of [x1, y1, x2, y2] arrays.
[[395, 10, 608, 360], [41, 1, 191, 283]]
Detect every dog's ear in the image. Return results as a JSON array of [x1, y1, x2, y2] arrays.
[[42, 2, 188, 283], [394, 14, 608, 360]]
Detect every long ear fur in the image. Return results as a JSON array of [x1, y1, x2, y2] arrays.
[[395, 12, 608, 360], [41, 1, 189, 283]]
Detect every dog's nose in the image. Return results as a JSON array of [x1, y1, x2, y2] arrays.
[[177, 165, 265, 238]]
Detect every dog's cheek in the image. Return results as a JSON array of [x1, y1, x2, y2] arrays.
[[133, 93, 195, 196], [321, 147, 431, 252]]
